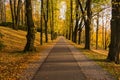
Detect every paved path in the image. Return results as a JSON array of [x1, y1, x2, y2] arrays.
[[32, 37, 86, 80], [32, 37, 115, 80]]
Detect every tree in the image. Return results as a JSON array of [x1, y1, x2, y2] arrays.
[[68, 0, 73, 40], [96, 13, 99, 49], [73, 0, 79, 43], [24, 0, 36, 52], [78, 0, 92, 49], [0, 0, 6, 23], [84, 0, 92, 49], [43, 0, 49, 43], [78, 18, 83, 44], [9, 0, 22, 29], [50, 0, 54, 40], [107, 0, 120, 64], [40, 0, 43, 45]]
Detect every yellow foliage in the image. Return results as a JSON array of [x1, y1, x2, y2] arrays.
[[0, 26, 51, 80]]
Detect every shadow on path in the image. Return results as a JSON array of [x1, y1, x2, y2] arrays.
[[32, 37, 86, 80]]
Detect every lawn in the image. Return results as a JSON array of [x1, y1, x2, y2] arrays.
[[0, 26, 52, 80], [68, 40, 120, 80]]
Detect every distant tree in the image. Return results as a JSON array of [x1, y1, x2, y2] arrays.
[[78, 0, 92, 49], [78, 18, 83, 44], [73, 0, 79, 43], [9, 0, 22, 29], [96, 13, 99, 49], [68, 0, 73, 40], [50, 0, 54, 40], [40, 0, 43, 45], [24, 0, 36, 52], [107, 0, 120, 64], [0, 0, 6, 23], [43, 0, 49, 43]]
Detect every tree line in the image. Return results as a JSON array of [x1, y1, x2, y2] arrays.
[[0, 0, 120, 64], [0, 0, 57, 51], [64, 0, 120, 64]]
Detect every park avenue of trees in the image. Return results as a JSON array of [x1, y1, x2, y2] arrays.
[[0, 0, 120, 64]]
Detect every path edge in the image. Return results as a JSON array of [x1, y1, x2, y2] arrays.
[[19, 41, 57, 80], [66, 39, 115, 80]]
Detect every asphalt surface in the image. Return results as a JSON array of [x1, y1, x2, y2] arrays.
[[32, 37, 86, 80]]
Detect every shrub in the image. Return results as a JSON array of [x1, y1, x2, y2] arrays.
[[18, 25, 27, 31], [0, 33, 5, 50], [0, 22, 13, 27]]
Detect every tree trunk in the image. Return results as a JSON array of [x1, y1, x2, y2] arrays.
[[104, 27, 107, 50], [21, 4, 24, 25], [84, 0, 92, 50], [14, 0, 17, 29], [45, 20, 48, 43], [102, 13, 105, 49], [24, 0, 36, 52], [73, 0, 79, 43], [107, 0, 120, 64], [78, 18, 83, 44], [40, 0, 43, 45], [44, 0, 49, 43], [9, 0, 16, 29], [51, 0, 54, 40], [16, 0, 22, 27], [77, 0, 91, 49], [69, 0, 73, 40], [96, 14, 99, 49]]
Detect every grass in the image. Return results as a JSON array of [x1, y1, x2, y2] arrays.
[[0, 26, 54, 80], [68, 40, 120, 80]]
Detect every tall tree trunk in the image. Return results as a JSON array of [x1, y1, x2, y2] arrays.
[[24, 0, 36, 52], [51, 0, 54, 40], [40, 0, 43, 45], [104, 27, 107, 50], [73, 0, 79, 43], [96, 14, 99, 49], [78, 18, 83, 44], [16, 0, 22, 27], [45, 20, 48, 42], [1, 0, 6, 22], [69, 0, 73, 40], [9, 0, 22, 30], [77, 0, 91, 49], [9, 0, 15, 29], [0, 0, 2, 23], [102, 13, 105, 49], [107, 0, 120, 64], [84, 0, 92, 50], [21, 4, 24, 25], [14, 0, 17, 29], [44, 0, 49, 43]]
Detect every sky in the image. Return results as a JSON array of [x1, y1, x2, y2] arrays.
[[59, 1, 66, 20]]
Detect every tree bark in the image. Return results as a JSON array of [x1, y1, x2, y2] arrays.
[[51, 0, 54, 40], [43, 0, 49, 43], [69, 0, 73, 40], [77, 0, 91, 49], [107, 0, 120, 64], [9, 0, 22, 30], [16, 0, 22, 27], [24, 0, 36, 52], [73, 0, 79, 43], [96, 14, 99, 49], [40, 0, 43, 45], [78, 18, 83, 44], [84, 0, 92, 49], [9, 0, 16, 29]]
